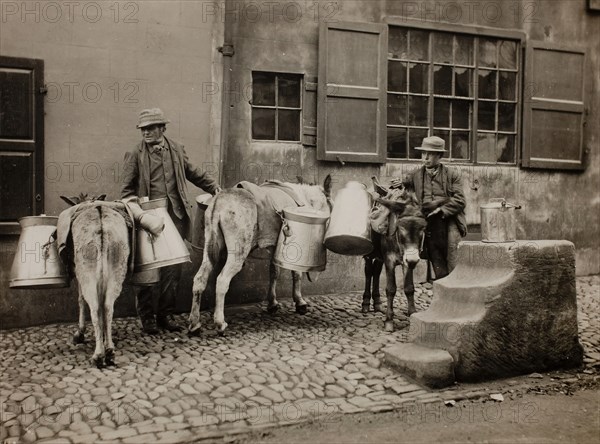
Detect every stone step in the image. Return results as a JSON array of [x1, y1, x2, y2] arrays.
[[383, 343, 455, 389]]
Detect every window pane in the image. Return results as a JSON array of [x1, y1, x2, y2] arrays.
[[498, 41, 517, 69], [388, 94, 408, 125], [498, 103, 515, 131], [452, 100, 471, 129], [433, 33, 453, 63], [455, 35, 474, 66], [278, 75, 301, 108], [409, 96, 428, 126], [409, 63, 428, 94], [455, 68, 473, 97], [253, 72, 276, 106], [389, 27, 408, 59], [278, 110, 300, 141], [478, 38, 497, 67], [409, 30, 429, 61], [452, 131, 470, 160], [409, 128, 428, 159], [434, 98, 451, 127], [497, 134, 515, 162], [433, 65, 452, 95], [478, 70, 496, 99], [433, 130, 450, 152], [388, 61, 407, 92], [499, 71, 517, 101], [252, 108, 276, 139], [477, 133, 496, 162], [478, 101, 496, 131], [387, 127, 407, 158]]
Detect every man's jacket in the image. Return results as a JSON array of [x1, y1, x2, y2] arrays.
[[407, 164, 468, 237]]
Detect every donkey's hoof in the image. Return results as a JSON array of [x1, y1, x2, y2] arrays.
[[92, 356, 104, 369], [104, 350, 116, 367], [188, 326, 201, 337], [267, 304, 280, 315], [373, 304, 385, 314], [73, 332, 85, 345], [295, 304, 308, 315], [384, 321, 395, 332]]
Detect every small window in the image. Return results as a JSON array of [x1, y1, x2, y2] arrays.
[[251, 72, 302, 142]]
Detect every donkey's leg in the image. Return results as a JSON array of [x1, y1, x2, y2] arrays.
[[213, 251, 248, 335], [403, 265, 417, 316], [188, 259, 214, 335], [103, 279, 124, 367], [362, 259, 373, 313], [80, 281, 105, 368], [267, 249, 280, 314], [384, 262, 397, 332], [73, 284, 86, 344], [291, 271, 308, 315], [372, 260, 384, 313]]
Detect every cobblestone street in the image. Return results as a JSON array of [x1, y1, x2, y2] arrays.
[[1, 276, 598, 443]]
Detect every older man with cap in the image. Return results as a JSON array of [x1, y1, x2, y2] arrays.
[[392, 136, 467, 280], [121, 108, 221, 334]]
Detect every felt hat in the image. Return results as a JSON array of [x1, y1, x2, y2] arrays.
[[137, 108, 170, 129], [414, 136, 447, 152]]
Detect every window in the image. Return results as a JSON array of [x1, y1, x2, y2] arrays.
[[386, 27, 520, 164], [251, 72, 302, 142]]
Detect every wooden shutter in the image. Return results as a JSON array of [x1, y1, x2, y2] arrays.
[[522, 42, 586, 170], [0, 56, 45, 233], [317, 22, 387, 163], [302, 77, 317, 147]]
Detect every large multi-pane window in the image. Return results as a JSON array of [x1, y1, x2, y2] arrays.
[[386, 27, 519, 164], [251, 72, 302, 142]]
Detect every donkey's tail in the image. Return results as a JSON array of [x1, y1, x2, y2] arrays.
[[202, 196, 225, 267]]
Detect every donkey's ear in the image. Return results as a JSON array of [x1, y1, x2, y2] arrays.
[[60, 196, 80, 207], [375, 197, 406, 213], [95, 194, 107, 201], [323, 174, 332, 197]]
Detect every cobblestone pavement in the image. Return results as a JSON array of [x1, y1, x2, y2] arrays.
[[1, 276, 598, 443]]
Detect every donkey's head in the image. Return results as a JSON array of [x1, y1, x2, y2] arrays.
[[60, 193, 107, 207], [294, 174, 333, 215]]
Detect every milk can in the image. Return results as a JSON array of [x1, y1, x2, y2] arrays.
[[480, 198, 522, 242], [324, 181, 373, 255], [9, 216, 69, 288], [135, 198, 190, 271], [190, 194, 214, 252], [273, 206, 330, 272]]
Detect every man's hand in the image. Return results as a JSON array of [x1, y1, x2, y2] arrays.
[[213, 186, 222, 195], [390, 178, 403, 189], [426, 207, 443, 218]]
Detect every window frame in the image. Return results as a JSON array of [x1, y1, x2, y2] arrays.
[[384, 17, 525, 166], [250, 71, 303, 143]]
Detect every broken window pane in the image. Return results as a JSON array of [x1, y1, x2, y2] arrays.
[[252, 108, 276, 140], [409, 96, 429, 126], [409, 30, 429, 61], [452, 100, 471, 129], [499, 71, 517, 100], [478, 38, 497, 68], [388, 94, 408, 125], [387, 127, 407, 158], [409, 128, 429, 159], [278, 110, 300, 141], [278, 75, 301, 108], [498, 41, 517, 69], [497, 134, 515, 162], [478, 101, 496, 131], [498, 103, 516, 131], [455, 67, 473, 97], [455, 35, 474, 66], [388, 61, 407, 92], [478, 69, 497, 99], [253, 72, 276, 106], [409, 63, 428, 94], [477, 133, 496, 162], [389, 27, 408, 59], [434, 98, 451, 127], [452, 131, 470, 159], [433, 33, 453, 63], [433, 65, 452, 95]]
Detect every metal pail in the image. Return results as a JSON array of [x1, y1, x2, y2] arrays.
[[135, 198, 190, 271], [324, 181, 373, 256], [190, 194, 214, 252], [273, 206, 330, 272], [9, 216, 70, 289], [480, 198, 521, 242]]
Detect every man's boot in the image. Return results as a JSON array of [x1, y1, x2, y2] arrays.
[[157, 315, 183, 332], [141, 317, 159, 335]]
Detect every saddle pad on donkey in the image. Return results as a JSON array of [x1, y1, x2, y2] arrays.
[[236, 181, 304, 249]]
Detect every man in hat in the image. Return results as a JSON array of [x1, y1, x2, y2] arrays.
[[121, 108, 222, 334], [392, 136, 467, 280]]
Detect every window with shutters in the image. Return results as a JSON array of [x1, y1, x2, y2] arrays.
[[251, 72, 302, 142], [0, 56, 45, 234]]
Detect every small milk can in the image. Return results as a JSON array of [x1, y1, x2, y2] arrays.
[[274, 206, 330, 272], [135, 198, 191, 271], [10, 216, 69, 289], [324, 181, 373, 256], [480, 198, 522, 242], [190, 194, 214, 252]]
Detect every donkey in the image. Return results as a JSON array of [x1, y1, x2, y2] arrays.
[[188, 175, 332, 336], [364, 179, 427, 332], [59, 194, 131, 368]]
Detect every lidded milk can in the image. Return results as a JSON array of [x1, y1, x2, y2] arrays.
[[324, 181, 373, 255], [480, 198, 521, 242]]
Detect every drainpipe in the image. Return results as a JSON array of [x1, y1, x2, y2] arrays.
[[217, 0, 234, 187]]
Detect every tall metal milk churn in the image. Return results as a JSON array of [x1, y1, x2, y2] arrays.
[[135, 198, 190, 271], [9, 216, 69, 288], [480, 198, 521, 242], [324, 181, 373, 256]]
